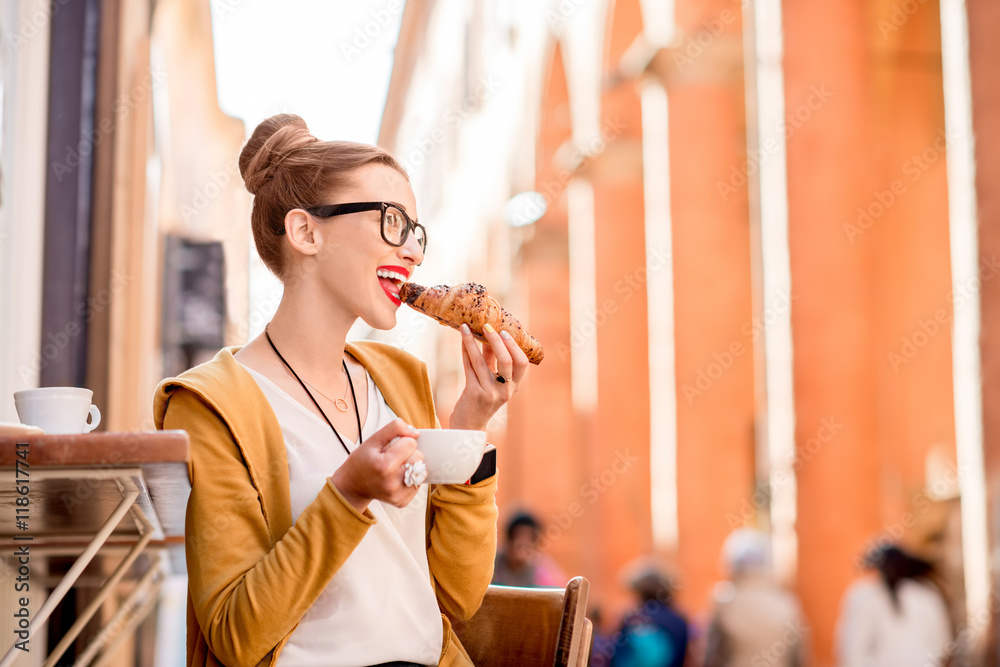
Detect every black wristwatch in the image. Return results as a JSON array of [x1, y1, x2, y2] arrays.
[[468, 447, 497, 485]]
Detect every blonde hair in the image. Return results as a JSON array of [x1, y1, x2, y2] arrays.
[[238, 114, 408, 279]]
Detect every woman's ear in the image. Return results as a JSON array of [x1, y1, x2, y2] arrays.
[[284, 208, 320, 257]]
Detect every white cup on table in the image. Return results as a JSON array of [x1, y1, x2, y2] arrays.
[[13, 387, 102, 435]]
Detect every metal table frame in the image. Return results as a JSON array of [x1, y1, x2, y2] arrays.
[[0, 467, 168, 667]]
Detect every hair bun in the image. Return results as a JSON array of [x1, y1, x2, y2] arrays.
[[239, 114, 316, 196]]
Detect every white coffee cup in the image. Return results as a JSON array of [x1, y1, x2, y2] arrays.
[[13, 387, 102, 435], [416, 429, 487, 484]]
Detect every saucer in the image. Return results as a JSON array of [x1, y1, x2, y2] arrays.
[[0, 422, 44, 437]]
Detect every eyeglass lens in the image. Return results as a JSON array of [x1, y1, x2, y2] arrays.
[[384, 205, 426, 250]]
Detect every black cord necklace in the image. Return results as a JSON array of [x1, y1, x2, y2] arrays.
[[264, 324, 360, 456]]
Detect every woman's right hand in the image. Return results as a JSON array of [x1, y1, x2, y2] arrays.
[[329, 418, 425, 512]]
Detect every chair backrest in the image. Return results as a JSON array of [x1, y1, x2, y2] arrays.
[[454, 576, 593, 667]]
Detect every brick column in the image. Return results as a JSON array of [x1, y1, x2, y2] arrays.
[[784, 0, 954, 663], [505, 40, 584, 584], [651, 0, 757, 616]]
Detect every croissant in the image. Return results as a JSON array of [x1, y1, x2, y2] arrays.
[[399, 282, 544, 365]]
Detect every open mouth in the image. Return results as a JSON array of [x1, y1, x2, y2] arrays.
[[377, 267, 409, 306]]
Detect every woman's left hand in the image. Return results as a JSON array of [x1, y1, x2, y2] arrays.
[[449, 323, 529, 431]]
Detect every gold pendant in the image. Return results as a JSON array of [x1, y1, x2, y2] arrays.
[[335, 398, 350, 412]]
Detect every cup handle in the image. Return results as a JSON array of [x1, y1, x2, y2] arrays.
[[85, 405, 102, 433]]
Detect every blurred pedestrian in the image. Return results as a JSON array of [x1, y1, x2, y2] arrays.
[[589, 606, 618, 667], [835, 544, 952, 667], [492, 511, 567, 587], [607, 563, 689, 667], [703, 529, 808, 667]]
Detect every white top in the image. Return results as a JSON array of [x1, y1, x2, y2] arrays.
[[242, 364, 443, 667], [835, 578, 952, 667]]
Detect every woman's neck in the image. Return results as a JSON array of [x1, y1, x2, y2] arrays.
[[265, 286, 356, 385]]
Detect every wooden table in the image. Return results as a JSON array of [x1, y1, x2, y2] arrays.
[[0, 431, 190, 667]]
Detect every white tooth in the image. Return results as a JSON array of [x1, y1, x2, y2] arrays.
[[379, 270, 402, 282], [376, 269, 408, 284]]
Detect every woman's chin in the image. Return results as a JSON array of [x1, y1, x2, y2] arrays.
[[360, 311, 398, 332]]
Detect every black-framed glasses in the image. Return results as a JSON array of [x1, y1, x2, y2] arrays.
[[303, 201, 427, 254]]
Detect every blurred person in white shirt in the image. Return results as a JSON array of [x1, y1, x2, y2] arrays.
[[835, 544, 952, 667]]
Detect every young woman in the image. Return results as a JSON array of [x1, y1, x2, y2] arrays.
[[154, 114, 528, 667]]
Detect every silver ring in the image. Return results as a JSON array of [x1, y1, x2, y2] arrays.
[[403, 460, 428, 487]]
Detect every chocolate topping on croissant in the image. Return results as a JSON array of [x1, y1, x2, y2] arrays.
[[399, 282, 544, 365]]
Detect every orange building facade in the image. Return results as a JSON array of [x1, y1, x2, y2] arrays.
[[379, 0, 1000, 664]]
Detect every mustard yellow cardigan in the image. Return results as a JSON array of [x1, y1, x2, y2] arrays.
[[153, 342, 498, 667]]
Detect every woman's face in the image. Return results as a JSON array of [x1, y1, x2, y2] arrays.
[[309, 162, 423, 330]]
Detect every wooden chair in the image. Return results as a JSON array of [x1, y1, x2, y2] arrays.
[[454, 576, 593, 667]]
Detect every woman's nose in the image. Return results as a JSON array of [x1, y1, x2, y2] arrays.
[[399, 231, 424, 266]]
